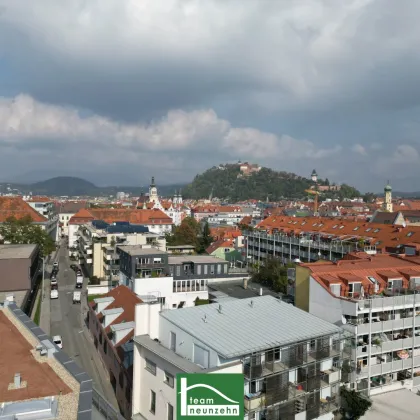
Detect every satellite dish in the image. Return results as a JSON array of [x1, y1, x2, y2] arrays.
[[402, 221, 407, 228], [342, 316, 347, 325]]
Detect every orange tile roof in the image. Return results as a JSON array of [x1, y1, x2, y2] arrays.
[[256, 215, 420, 251], [90, 285, 142, 340], [70, 208, 172, 225], [210, 226, 242, 241], [206, 238, 235, 255], [301, 253, 420, 299], [0, 197, 48, 223]]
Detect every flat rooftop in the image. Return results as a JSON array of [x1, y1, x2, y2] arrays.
[[0, 310, 72, 402], [168, 255, 226, 264], [160, 295, 342, 358], [208, 280, 279, 300], [0, 244, 37, 260], [117, 245, 167, 256], [361, 388, 420, 420]]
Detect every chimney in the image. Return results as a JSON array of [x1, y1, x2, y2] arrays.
[[259, 288, 263, 296], [14, 373, 21, 389], [243, 278, 248, 289]]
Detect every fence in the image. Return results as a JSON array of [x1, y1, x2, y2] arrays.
[[92, 387, 125, 420]]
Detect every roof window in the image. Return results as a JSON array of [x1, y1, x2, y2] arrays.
[[373, 228, 380, 233], [312, 223, 318, 227], [407, 231, 414, 237], [339, 226, 344, 229], [365, 228, 372, 232], [332, 225, 338, 228], [319, 223, 324, 227], [301, 222, 306, 225], [353, 227, 359, 231]]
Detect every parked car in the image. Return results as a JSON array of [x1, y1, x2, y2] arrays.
[[73, 291, 81, 304], [51, 274, 57, 280], [70, 264, 78, 271], [53, 261, 59, 268], [50, 289, 58, 299], [53, 335, 63, 349]]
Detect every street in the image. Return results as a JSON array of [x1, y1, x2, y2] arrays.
[[49, 241, 119, 409]]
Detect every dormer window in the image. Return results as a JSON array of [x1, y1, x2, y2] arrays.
[[373, 228, 380, 233], [332, 225, 338, 228], [313, 223, 318, 227], [407, 231, 414, 237], [365, 228, 372, 232], [353, 227, 359, 231], [339, 226, 344, 229]]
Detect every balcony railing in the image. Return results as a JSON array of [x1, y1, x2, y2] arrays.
[[136, 262, 166, 268], [244, 394, 265, 411]]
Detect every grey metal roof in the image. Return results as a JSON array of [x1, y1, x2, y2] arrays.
[[168, 255, 227, 264], [0, 244, 37, 259], [102, 307, 123, 316], [118, 246, 167, 256], [94, 296, 114, 304], [160, 295, 342, 358], [111, 321, 135, 332], [134, 335, 202, 373]]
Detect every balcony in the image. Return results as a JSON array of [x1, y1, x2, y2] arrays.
[[359, 356, 420, 377], [244, 393, 265, 411], [357, 317, 420, 335], [136, 262, 166, 269]]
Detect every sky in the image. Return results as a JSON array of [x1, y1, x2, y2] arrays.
[[0, 0, 420, 192]]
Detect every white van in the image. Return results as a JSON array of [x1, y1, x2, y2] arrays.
[[50, 289, 58, 299]]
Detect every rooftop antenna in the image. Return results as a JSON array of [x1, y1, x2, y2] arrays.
[[202, 314, 207, 323], [250, 300, 254, 308], [218, 304, 222, 314]]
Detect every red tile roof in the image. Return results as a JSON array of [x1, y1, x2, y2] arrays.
[[70, 208, 172, 225], [0, 197, 48, 223], [256, 215, 420, 251], [301, 253, 420, 299], [206, 238, 235, 255]]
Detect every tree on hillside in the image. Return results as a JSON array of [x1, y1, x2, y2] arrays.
[[252, 258, 295, 293], [0, 216, 56, 257]]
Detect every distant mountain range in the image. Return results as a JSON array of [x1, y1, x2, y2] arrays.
[[0, 176, 186, 198]]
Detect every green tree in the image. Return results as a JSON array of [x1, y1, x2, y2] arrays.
[[197, 221, 213, 253], [166, 217, 200, 248], [252, 258, 295, 293], [0, 216, 56, 256]]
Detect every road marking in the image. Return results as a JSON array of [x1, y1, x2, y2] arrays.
[[78, 330, 84, 334]]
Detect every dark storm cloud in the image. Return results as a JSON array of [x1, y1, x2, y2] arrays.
[[1, 0, 420, 190]]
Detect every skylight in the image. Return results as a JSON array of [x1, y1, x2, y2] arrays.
[[407, 231, 414, 237], [365, 228, 372, 232], [353, 227, 359, 231], [332, 225, 338, 228], [319, 223, 324, 227], [373, 228, 380, 233], [313, 223, 318, 226], [339, 226, 344, 229], [301, 222, 306, 225]]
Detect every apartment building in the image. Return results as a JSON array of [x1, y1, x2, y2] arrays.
[[192, 205, 252, 223], [295, 253, 420, 397], [0, 196, 58, 241], [68, 208, 173, 249], [0, 244, 40, 314], [245, 216, 420, 266], [118, 246, 249, 308], [131, 295, 350, 420], [88, 285, 141, 418], [55, 200, 87, 236], [1, 299, 118, 420], [23, 196, 55, 219], [75, 219, 166, 283]]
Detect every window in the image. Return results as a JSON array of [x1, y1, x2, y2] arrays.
[[197, 264, 201, 275], [339, 226, 344, 229], [353, 227, 359, 231], [301, 221, 306, 225], [176, 266, 181, 276], [217, 264, 222, 274], [167, 403, 174, 420], [170, 332, 176, 351], [164, 371, 174, 388], [145, 359, 157, 375], [210, 265, 214, 274], [193, 344, 209, 368], [365, 228, 372, 232], [204, 264, 208, 275], [332, 224, 338, 228], [312, 223, 318, 227], [373, 228, 380, 233], [319, 223, 324, 227], [407, 231, 414, 237], [150, 390, 156, 414]]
